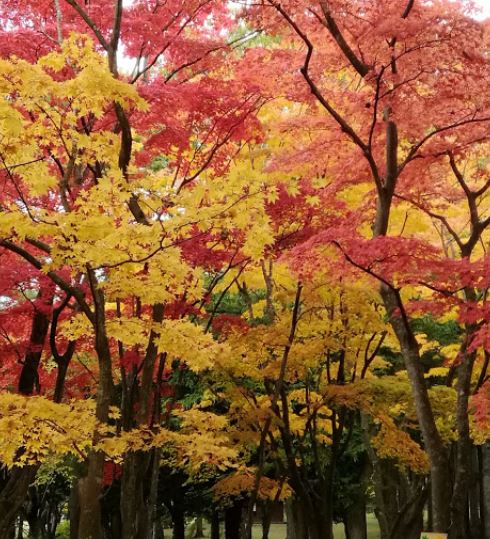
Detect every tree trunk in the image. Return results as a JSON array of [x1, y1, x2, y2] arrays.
[[172, 506, 185, 539], [211, 511, 220, 539], [195, 516, 204, 538], [0, 300, 52, 536], [388, 480, 426, 539], [285, 499, 295, 539], [225, 501, 242, 539], [469, 445, 482, 539], [16, 514, 23, 539], [77, 452, 105, 539], [0, 466, 38, 538], [287, 499, 307, 539], [120, 451, 151, 539], [18, 296, 52, 396], [372, 118, 451, 533], [76, 281, 114, 539], [448, 348, 476, 539], [344, 498, 367, 539], [380, 284, 451, 532], [481, 442, 490, 539], [153, 518, 165, 539], [260, 501, 272, 539], [69, 481, 80, 539]]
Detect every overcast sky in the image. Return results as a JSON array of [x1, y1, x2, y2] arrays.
[[474, 0, 490, 18]]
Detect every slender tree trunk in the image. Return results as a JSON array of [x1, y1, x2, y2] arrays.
[[77, 279, 114, 539], [16, 514, 23, 539], [195, 516, 204, 538], [469, 445, 482, 538], [18, 296, 52, 395], [448, 342, 477, 539], [0, 299, 52, 535], [285, 499, 295, 539], [172, 506, 185, 539], [380, 284, 451, 532], [69, 481, 80, 539], [211, 511, 220, 539], [481, 442, 490, 539], [260, 501, 272, 539], [149, 449, 162, 539], [371, 116, 451, 533]]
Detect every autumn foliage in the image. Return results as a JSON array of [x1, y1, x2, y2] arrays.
[[0, 1, 489, 539]]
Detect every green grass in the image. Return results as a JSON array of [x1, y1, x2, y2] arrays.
[[174, 514, 380, 539], [251, 515, 379, 539]]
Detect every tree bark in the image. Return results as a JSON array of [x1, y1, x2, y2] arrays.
[[18, 295, 52, 395], [195, 516, 204, 538], [344, 497, 367, 539], [225, 501, 242, 539], [469, 445, 482, 539], [380, 284, 451, 532], [448, 338, 477, 539], [171, 506, 185, 539], [260, 501, 272, 539], [120, 451, 152, 539], [0, 466, 38, 538], [481, 442, 490, 539], [211, 511, 220, 539]]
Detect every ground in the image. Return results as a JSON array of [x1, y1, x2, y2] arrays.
[[168, 514, 380, 538]]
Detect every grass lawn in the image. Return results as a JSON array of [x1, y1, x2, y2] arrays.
[[250, 514, 379, 539], [172, 514, 380, 539]]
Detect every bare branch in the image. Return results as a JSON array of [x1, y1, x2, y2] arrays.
[[0, 239, 94, 323]]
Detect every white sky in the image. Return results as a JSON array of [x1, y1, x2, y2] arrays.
[[474, 0, 490, 18]]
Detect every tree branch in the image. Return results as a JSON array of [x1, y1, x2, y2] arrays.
[[63, 0, 110, 51], [318, 0, 369, 77]]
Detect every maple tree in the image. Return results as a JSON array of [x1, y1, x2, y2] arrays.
[[0, 1, 489, 539]]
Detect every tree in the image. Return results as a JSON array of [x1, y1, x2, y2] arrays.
[[238, 1, 490, 535]]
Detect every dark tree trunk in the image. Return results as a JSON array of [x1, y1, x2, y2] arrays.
[[120, 451, 152, 539], [469, 445, 482, 539], [260, 501, 272, 539], [481, 442, 490, 539], [344, 497, 367, 539], [448, 344, 477, 539], [388, 481, 426, 539], [16, 514, 24, 539], [225, 501, 242, 539], [25, 486, 42, 539], [69, 481, 80, 539], [0, 300, 52, 536], [0, 466, 38, 538], [171, 506, 185, 539], [18, 298, 52, 396], [195, 516, 204, 538], [287, 498, 307, 539], [285, 499, 295, 539], [154, 518, 165, 539], [211, 511, 220, 539]]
